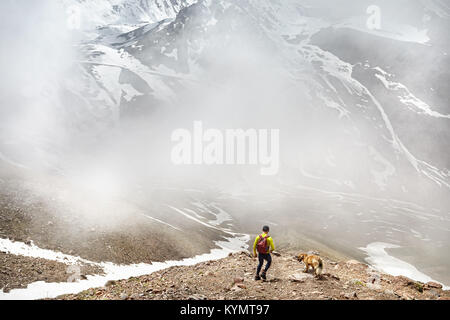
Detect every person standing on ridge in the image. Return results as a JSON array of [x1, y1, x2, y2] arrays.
[[253, 225, 275, 281]]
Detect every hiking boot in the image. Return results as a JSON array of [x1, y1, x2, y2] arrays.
[[261, 272, 267, 281], [255, 275, 261, 281]]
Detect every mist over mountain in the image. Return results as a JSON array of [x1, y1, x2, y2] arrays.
[[1, 0, 450, 293]]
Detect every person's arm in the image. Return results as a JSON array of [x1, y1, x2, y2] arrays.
[[253, 236, 259, 256], [269, 237, 275, 253]]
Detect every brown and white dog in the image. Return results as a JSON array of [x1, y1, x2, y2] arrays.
[[297, 253, 323, 277]]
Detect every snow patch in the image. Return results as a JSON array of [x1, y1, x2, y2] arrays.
[[0, 231, 249, 300], [359, 242, 449, 289]]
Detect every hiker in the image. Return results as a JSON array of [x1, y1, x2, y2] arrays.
[[253, 225, 275, 280]]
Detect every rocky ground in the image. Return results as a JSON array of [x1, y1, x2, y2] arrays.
[[0, 252, 103, 293], [59, 250, 450, 300]]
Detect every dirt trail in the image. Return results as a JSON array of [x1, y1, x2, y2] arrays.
[[59, 250, 450, 300]]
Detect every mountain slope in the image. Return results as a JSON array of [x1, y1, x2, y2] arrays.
[[1, 0, 450, 297], [58, 250, 450, 300]]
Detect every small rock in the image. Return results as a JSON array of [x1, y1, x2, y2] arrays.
[[120, 293, 128, 300], [366, 283, 381, 290], [239, 251, 252, 257], [428, 289, 440, 298], [230, 285, 242, 292], [233, 277, 244, 284], [236, 283, 247, 289], [105, 280, 116, 287], [323, 273, 340, 281], [289, 273, 313, 283], [394, 275, 414, 286], [341, 291, 357, 299], [402, 293, 414, 300], [188, 294, 207, 300], [367, 272, 381, 285], [383, 289, 395, 296], [272, 251, 281, 257], [425, 282, 443, 290]]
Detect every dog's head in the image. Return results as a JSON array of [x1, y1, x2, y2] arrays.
[[297, 253, 307, 262]]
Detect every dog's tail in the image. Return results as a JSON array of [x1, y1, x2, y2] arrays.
[[316, 258, 323, 276]]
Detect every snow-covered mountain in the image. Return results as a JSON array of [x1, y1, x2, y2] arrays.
[[49, 0, 449, 206], [62, 0, 198, 29]]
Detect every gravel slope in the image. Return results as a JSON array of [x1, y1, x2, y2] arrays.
[[58, 250, 450, 300]]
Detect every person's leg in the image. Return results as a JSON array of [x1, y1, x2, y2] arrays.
[[261, 254, 271, 280], [264, 254, 272, 272], [256, 254, 264, 279]]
